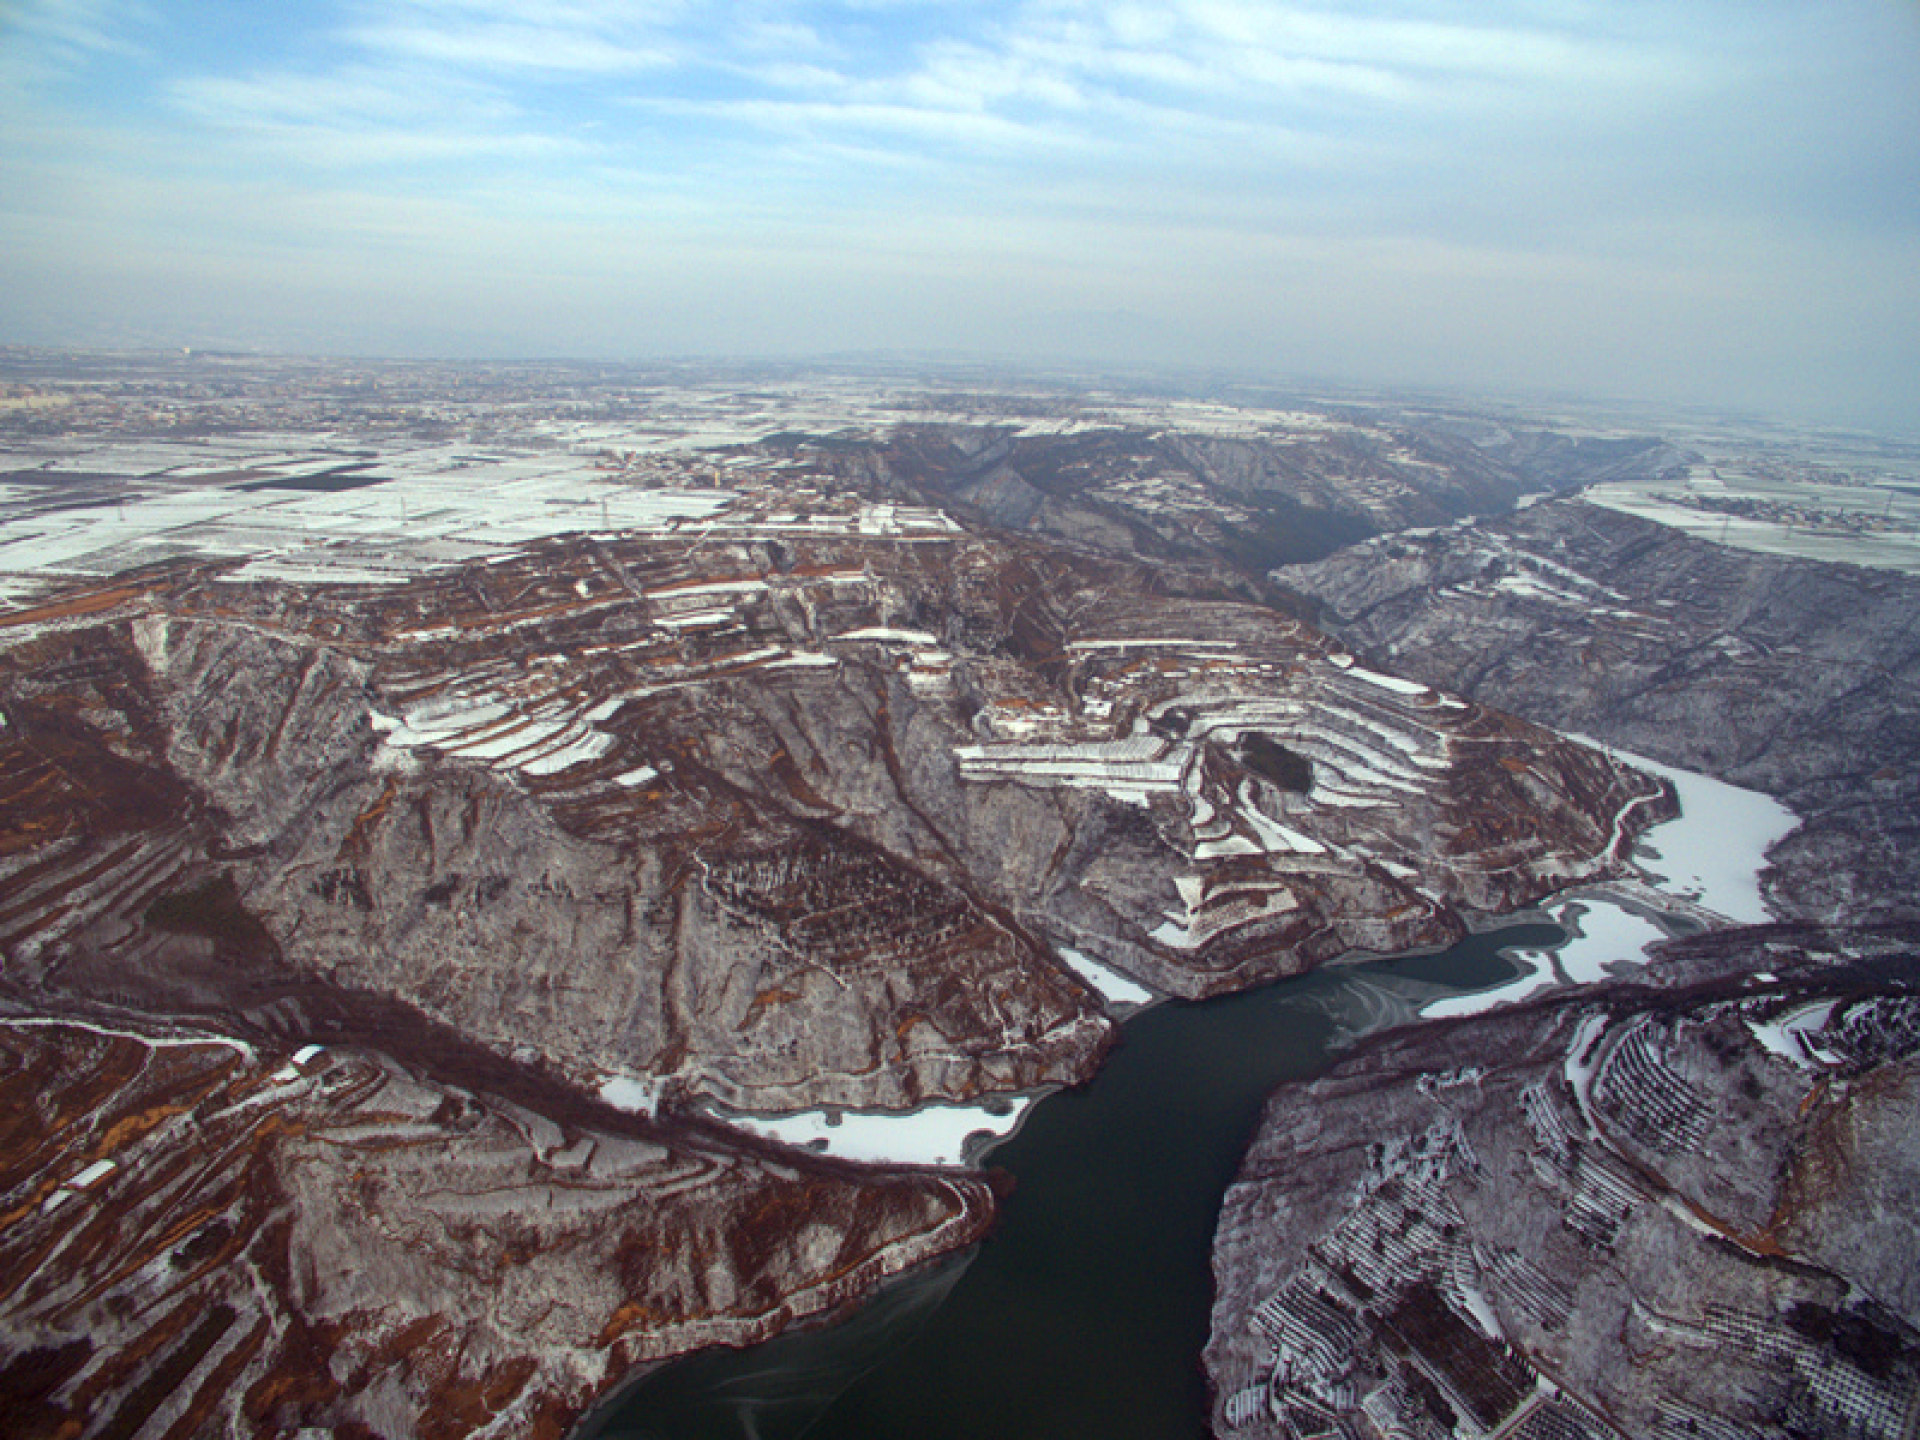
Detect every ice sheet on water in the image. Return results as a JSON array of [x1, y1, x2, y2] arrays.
[[1573, 737, 1796, 926], [1421, 743, 1791, 1020], [1549, 896, 1670, 984], [707, 1098, 1033, 1167], [1057, 948, 1153, 1005]]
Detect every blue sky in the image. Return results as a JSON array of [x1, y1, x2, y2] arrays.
[[3, 0, 1918, 430]]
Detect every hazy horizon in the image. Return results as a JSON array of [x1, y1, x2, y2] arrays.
[[4, 1, 1917, 435]]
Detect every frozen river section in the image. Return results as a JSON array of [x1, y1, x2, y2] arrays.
[[1422, 743, 1798, 1020]]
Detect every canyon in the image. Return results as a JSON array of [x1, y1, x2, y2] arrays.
[[1, 357, 1915, 1438]]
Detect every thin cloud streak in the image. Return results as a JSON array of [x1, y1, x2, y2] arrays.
[[345, 23, 677, 74], [2, 0, 146, 59]]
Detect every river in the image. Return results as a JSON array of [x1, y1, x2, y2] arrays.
[[578, 923, 1563, 1440]]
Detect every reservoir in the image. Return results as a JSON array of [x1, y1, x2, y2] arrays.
[[580, 922, 1563, 1440]]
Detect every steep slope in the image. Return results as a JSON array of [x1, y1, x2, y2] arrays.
[[1206, 925, 1920, 1439], [0, 1017, 987, 1440], [1279, 499, 1920, 923], [5, 526, 1667, 1063], [0, 512, 1668, 1436], [806, 417, 1578, 575]]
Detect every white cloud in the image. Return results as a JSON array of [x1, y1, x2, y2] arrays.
[[173, 68, 506, 127], [0, 0, 151, 95], [1, 0, 145, 59], [1, 0, 1916, 432], [167, 63, 597, 169], [647, 94, 1079, 152], [343, 18, 677, 74]]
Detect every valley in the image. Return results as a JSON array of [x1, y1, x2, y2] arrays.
[[1, 353, 1916, 1439]]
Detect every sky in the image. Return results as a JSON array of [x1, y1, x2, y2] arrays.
[[2, 0, 1918, 432]]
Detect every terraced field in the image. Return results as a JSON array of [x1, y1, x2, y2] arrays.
[[0, 405, 1676, 1438], [1207, 932, 1920, 1440], [0, 1018, 986, 1440]]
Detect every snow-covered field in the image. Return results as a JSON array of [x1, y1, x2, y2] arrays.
[[0, 378, 1443, 606], [597, 1075, 661, 1114], [955, 643, 1490, 956], [1744, 1000, 1842, 1068], [598, 1068, 1034, 1168], [0, 428, 967, 605], [0, 452, 736, 596], [1586, 473, 1920, 576], [1421, 896, 1671, 1020], [371, 688, 619, 779]]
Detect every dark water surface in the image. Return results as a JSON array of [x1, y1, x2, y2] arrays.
[[582, 924, 1561, 1440]]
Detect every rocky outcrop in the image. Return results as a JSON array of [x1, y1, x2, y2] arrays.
[[1279, 499, 1920, 923], [0, 570, 1117, 1115], [1, 361, 1903, 1439], [0, 513, 1668, 1436], [1206, 925, 1920, 1438], [6, 526, 1666, 1059], [0, 377, 1740, 1440]]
